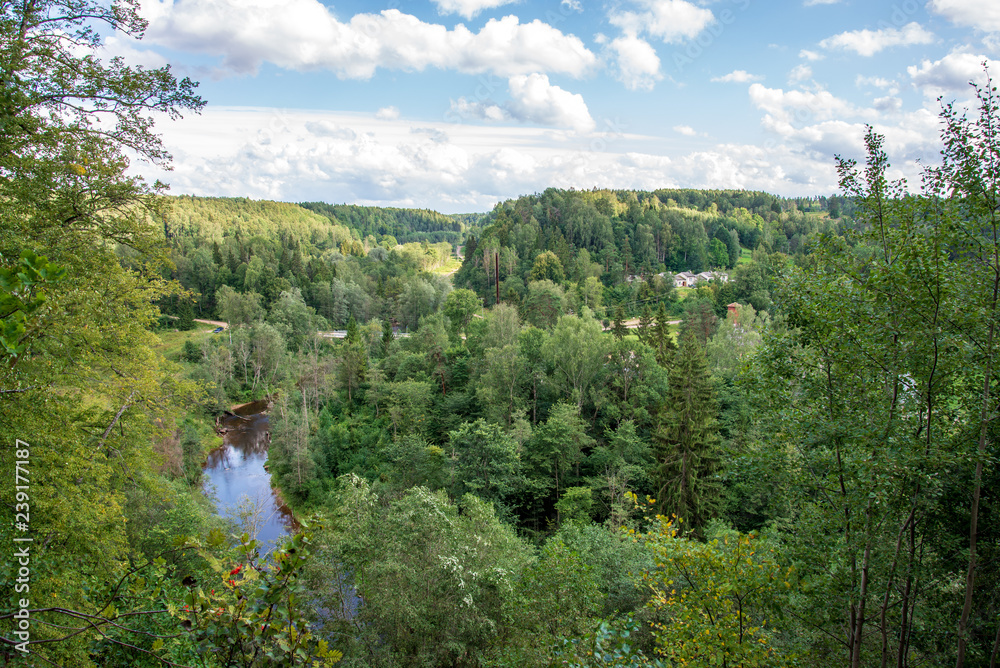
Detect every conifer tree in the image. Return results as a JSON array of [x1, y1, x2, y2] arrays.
[[653, 330, 721, 532], [612, 305, 627, 340], [381, 318, 395, 357], [637, 304, 654, 344], [176, 297, 195, 331], [650, 302, 677, 367]]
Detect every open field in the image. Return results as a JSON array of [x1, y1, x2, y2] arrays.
[[431, 256, 463, 276]]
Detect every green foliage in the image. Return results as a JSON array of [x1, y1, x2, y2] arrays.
[[638, 519, 793, 667], [552, 616, 665, 668], [531, 250, 566, 283], [314, 477, 531, 667], [524, 279, 566, 329], [0, 1, 210, 662], [443, 287, 481, 340], [653, 331, 721, 530], [612, 306, 627, 340], [0, 250, 66, 358], [499, 538, 603, 664], [174, 525, 343, 667], [555, 486, 595, 522], [449, 419, 525, 512], [544, 312, 609, 410]]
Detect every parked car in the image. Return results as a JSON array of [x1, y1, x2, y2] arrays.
[[213, 327, 224, 333]]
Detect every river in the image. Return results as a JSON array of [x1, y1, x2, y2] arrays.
[[202, 399, 297, 550]]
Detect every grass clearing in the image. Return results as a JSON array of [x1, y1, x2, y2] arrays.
[[431, 256, 463, 275], [155, 325, 219, 363], [737, 247, 752, 264]]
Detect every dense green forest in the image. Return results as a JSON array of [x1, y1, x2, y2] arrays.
[[299, 202, 486, 246], [2, 1, 999, 667]]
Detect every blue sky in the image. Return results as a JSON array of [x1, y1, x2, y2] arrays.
[[114, 0, 999, 212]]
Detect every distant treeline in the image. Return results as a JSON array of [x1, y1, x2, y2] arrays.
[[300, 201, 486, 245], [454, 187, 848, 318]]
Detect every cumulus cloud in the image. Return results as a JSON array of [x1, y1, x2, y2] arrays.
[[928, 0, 1000, 33], [788, 64, 813, 84], [908, 52, 994, 97], [819, 22, 935, 57], [609, 34, 663, 91], [134, 103, 947, 214], [375, 106, 400, 120], [873, 96, 903, 112], [799, 49, 823, 61], [431, 0, 518, 19], [609, 0, 715, 43], [305, 120, 357, 140], [561, 0, 583, 11], [448, 97, 509, 122], [673, 125, 697, 136], [856, 75, 895, 89], [749, 84, 865, 125], [506, 73, 595, 133], [711, 69, 763, 83], [99, 35, 170, 69], [141, 2, 597, 80]]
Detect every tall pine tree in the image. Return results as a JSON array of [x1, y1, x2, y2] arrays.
[[650, 302, 677, 367], [653, 330, 721, 532], [612, 305, 628, 340]]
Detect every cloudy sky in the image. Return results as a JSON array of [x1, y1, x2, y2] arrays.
[[119, 0, 999, 212]]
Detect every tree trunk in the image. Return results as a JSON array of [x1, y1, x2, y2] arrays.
[[957, 319, 997, 667]]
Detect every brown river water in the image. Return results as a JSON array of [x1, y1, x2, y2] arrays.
[[203, 399, 297, 551]]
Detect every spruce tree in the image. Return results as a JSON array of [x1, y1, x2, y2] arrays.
[[612, 305, 627, 340], [637, 304, 654, 344], [653, 330, 721, 532], [381, 318, 395, 357], [650, 302, 677, 367], [177, 298, 195, 331]]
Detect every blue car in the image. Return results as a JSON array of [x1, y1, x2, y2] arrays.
[[213, 327, 224, 333]]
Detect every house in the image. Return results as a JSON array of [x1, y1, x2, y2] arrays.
[[673, 271, 698, 287], [697, 270, 729, 284], [673, 270, 728, 288]]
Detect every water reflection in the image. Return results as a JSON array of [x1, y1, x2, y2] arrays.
[[203, 400, 297, 552]]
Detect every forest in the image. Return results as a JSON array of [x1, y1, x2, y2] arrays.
[[2, 1, 999, 667]]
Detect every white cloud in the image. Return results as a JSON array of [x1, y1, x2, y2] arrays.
[[561, 0, 583, 12], [305, 120, 357, 140], [136, 104, 946, 213], [788, 64, 813, 84], [804, 0, 841, 5], [749, 84, 865, 125], [446, 75, 595, 132], [448, 97, 509, 123], [711, 69, 763, 83], [141, 2, 597, 79], [819, 22, 935, 57], [375, 106, 400, 120], [432, 0, 518, 19], [609, 34, 663, 91], [873, 96, 903, 112], [908, 52, 994, 97], [928, 0, 1000, 33], [856, 75, 894, 89], [506, 73, 595, 133], [799, 49, 823, 61], [99, 35, 170, 69], [609, 0, 715, 43], [673, 125, 697, 136]]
